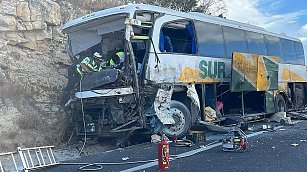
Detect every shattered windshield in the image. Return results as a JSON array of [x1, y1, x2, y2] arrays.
[[66, 14, 127, 61]]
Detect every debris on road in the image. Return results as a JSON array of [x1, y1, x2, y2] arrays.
[[122, 157, 129, 161], [290, 143, 299, 146], [262, 124, 275, 132], [151, 134, 161, 143], [270, 112, 292, 125], [172, 140, 194, 147], [287, 111, 307, 120]]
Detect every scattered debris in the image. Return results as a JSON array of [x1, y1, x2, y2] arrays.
[[287, 111, 307, 120], [248, 127, 254, 131], [204, 107, 217, 122], [270, 112, 292, 125], [290, 143, 299, 147], [262, 124, 275, 131], [122, 157, 129, 161], [151, 134, 161, 143], [172, 140, 194, 147], [188, 130, 206, 143]]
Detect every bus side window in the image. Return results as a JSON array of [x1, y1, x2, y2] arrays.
[[295, 42, 305, 65], [281, 39, 297, 64], [264, 35, 283, 61], [223, 26, 248, 58], [159, 20, 196, 54], [246, 31, 267, 55], [195, 21, 226, 58]]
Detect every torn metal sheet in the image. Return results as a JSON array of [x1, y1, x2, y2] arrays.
[[187, 84, 200, 109], [198, 120, 232, 133], [154, 87, 175, 125], [75, 87, 134, 98]]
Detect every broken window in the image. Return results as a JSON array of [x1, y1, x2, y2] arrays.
[[159, 20, 196, 54]]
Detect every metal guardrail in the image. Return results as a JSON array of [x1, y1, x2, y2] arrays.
[[0, 151, 19, 172], [0, 146, 58, 172]]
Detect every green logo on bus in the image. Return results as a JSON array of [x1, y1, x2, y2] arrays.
[[199, 60, 226, 79]]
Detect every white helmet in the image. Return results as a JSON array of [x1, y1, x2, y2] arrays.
[[93, 52, 102, 58]]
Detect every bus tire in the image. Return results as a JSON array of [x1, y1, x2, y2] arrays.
[[161, 100, 191, 139], [275, 94, 287, 112]]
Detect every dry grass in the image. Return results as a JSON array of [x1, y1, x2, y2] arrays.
[[14, 114, 40, 130], [0, 82, 71, 153]]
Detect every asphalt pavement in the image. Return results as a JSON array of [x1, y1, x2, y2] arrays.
[[41, 120, 307, 172]]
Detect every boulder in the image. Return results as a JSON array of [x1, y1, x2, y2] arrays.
[[16, 1, 31, 21]]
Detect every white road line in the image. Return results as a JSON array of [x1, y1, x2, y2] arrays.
[[121, 126, 284, 172]]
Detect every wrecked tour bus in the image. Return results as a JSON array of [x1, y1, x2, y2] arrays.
[[62, 4, 306, 140]]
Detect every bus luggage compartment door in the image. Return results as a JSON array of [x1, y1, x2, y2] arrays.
[[231, 52, 279, 92]]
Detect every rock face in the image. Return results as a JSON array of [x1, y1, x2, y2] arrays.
[[0, 0, 66, 152], [0, 0, 104, 152]]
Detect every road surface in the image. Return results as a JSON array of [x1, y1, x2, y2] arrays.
[[42, 120, 307, 172]]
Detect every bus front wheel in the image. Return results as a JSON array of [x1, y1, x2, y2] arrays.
[[161, 100, 191, 139]]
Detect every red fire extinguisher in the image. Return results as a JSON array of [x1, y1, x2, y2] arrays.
[[158, 134, 169, 170], [240, 137, 247, 150]]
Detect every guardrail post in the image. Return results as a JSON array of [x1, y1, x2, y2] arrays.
[[17, 147, 29, 172]]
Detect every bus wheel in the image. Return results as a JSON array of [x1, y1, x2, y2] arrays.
[[161, 100, 191, 139], [276, 94, 286, 112]]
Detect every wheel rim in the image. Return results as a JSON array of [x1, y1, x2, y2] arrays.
[[165, 108, 186, 134]]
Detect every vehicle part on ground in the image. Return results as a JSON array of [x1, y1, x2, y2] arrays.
[[198, 120, 230, 133], [220, 116, 249, 131], [222, 129, 247, 152], [161, 100, 192, 138]]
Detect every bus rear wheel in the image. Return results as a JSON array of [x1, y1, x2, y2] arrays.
[[161, 100, 191, 139], [276, 94, 286, 112]]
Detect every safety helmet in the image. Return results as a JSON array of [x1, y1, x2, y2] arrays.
[[116, 52, 125, 63], [93, 52, 103, 60]]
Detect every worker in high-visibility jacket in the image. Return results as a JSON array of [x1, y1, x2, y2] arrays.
[[110, 51, 125, 67], [76, 52, 104, 76], [61, 52, 104, 106]]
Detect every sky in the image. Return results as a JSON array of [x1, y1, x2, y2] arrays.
[[224, 0, 307, 62]]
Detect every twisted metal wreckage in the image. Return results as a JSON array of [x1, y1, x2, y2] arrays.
[[61, 4, 307, 142]]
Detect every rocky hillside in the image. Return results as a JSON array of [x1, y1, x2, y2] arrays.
[[0, 0, 119, 152]]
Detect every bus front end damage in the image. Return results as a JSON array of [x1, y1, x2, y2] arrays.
[[62, 11, 182, 140]]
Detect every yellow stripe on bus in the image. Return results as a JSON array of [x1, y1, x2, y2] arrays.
[[281, 68, 305, 82], [179, 67, 221, 83]]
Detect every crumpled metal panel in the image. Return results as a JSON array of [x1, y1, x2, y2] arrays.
[[75, 87, 134, 98], [187, 84, 200, 109], [80, 69, 119, 91], [154, 87, 175, 125]]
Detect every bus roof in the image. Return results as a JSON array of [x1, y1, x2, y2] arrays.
[[62, 3, 301, 42]]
